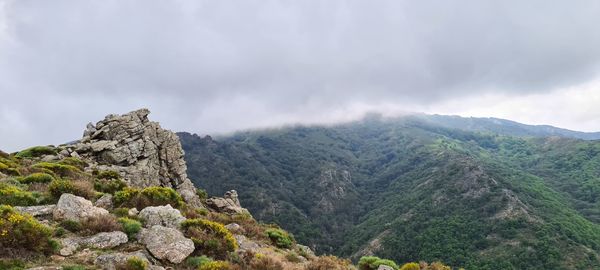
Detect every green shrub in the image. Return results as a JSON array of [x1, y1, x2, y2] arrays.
[[113, 187, 184, 209], [0, 259, 25, 270], [94, 178, 127, 194], [48, 179, 75, 198], [60, 219, 82, 232], [58, 157, 88, 170], [265, 228, 295, 249], [118, 217, 142, 238], [399, 262, 420, 270], [181, 218, 237, 259], [15, 146, 57, 158], [113, 207, 131, 217], [198, 261, 231, 270], [19, 173, 55, 184], [62, 265, 86, 270], [32, 162, 80, 177], [117, 257, 147, 270], [0, 183, 37, 206], [54, 227, 66, 237], [0, 205, 55, 253], [358, 256, 399, 270], [196, 188, 208, 200], [186, 256, 213, 268], [97, 170, 121, 180]]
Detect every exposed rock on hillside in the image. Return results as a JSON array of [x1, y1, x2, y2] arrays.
[[69, 109, 201, 207], [206, 190, 250, 214]]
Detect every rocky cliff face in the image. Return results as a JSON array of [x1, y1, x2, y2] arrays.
[[68, 109, 200, 206]]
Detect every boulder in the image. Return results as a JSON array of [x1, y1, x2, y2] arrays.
[[377, 266, 395, 270], [225, 223, 245, 234], [94, 194, 113, 209], [234, 234, 260, 252], [297, 244, 316, 258], [206, 190, 249, 214], [60, 231, 128, 256], [73, 109, 202, 207], [139, 225, 194, 264], [138, 205, 186, 228], [95, 250, 164, 270], [53, 194, 109, 222], [14, 204, 55, 217]]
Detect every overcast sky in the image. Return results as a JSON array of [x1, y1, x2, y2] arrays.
[[1, 0, 600, 152]]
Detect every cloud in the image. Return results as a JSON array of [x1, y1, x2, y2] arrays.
[[1, 0, 600, 151]]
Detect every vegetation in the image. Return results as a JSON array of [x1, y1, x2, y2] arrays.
[[118, 217, 142, 238], [358, 256, 399, 270], [19, 173, 55, 184], [197, 261, 232, 270], [0, 205, 56, 253], [117, 257, 147, 270], [265, 228, 294, 249], [0, 183, 37, 206], [186, 256, 213, 268], [113, 187, 184, 209], [181, 218, 237, 259], [180, 115, 600, 269], [14, 146, 57, 158]]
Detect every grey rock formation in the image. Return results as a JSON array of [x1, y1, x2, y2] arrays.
[[234, 234, 260, 252], [377, 265, 395, 270], [60, 231, 128, 256], [138, 204, 186, 228], [94, 194, 113, 210], [15, 204, 55, 217], [206, 190, 249, 214], [71, 109, 201, 207], [53, 194, 109, 222], [139, 225, 194, 264], [95, 250, 164, 270], [225, 223, 245, 234]]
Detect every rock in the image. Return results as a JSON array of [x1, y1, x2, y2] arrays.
[[128, 208, 139, 216], [225, 223, 245, 234], [139, 225, 194, 264], [14, 204, 55, 217], [27, 267, 62, 270], [73, 109, 202, 207], [377, 266, 395, 270], [60, 231, 128, 256], [94, 194, 113, 209], [41, 155, 59, 162], [138, 205, 186, 228], [234, 234, 260, 252], [53, 193, 109, 222], [206, 190, 250, 214], [95, 250, 152, 270], [297, 244, 316, 258]]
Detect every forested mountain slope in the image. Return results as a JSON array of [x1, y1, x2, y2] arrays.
[[179, 115, 600, 269]]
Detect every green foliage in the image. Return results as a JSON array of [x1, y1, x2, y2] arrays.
[[62, 265, 86, 270], [19, 172, 55, 184], [113, 207, 131, 217], [58, 157, 88, 170], [196, 188, 208, 200], [186, 256, 213, 268], [198, 261, 231, 270], [181, 218, 237, 259], [15, 146, 57, 158], [97, 170, 121, 180], [0, 259, 25, 270], [94, 178, 127, 194], [399, 263, 420, 270], [60, 219, 82, 232], [119, 257, 147, 270], [265, 228, 295, 249], [32, 162, 80, 177], [0, 183, 37, 206], [0, 205, 55, 253], [118, 217, 141, 238], [48, 179, 75, 199], [358, 256, 398, 270], [113, 187, 184, 209]]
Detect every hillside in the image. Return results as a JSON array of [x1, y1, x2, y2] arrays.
[[180, 115, 600, 269]]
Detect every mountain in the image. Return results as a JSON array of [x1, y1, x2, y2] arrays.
[[179, 114, 600, 270]]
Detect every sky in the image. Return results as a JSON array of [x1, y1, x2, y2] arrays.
[[1, 0, 600, 152]]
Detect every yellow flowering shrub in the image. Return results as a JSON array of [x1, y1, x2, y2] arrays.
[[181, 218, 237, 259], [198, 261, 232, 270], [0, 183, 37, 206], [0, 205, 56, 253]]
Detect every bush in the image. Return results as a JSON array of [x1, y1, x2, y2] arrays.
[[0, 183, 37, 206], [0, 259, 25, 270], [249, 254, 283, 270], [31, 162, 80, 177], [285, 252, 301, 263], [19, 173, 55, 184], [113, 208, 131, 217], [196, 188, 208, 200], [181, 218, 237, 259], [400, 263, 420, 270], [15, 146, 57, 158], [358, 256, 399, 270], [0, 205, 55, 253], [118, 217, 142, 238], [306, 256, 352, 270], [186, 256, 213, 268], [94, 178, 127, 194], [116, 257, 147, 270], [113, 187, 184, 209], [58, 157, 88, 170], [265, 228, 294, 249], [198, 261, 232, 270], [60, 219, 82, 232], [48, 179, 95, 200], [97, 170, 121, 180], [62, 265, 86, 270], [82, 214, 122, 235]]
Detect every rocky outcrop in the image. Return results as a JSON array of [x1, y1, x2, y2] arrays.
[[95, 250, 164, 270], [53, 194, 109, 222], [139, 225, 195, 264], [15, 204, 55, 217], [206, 190, 249, 214], [138, 205, 186, 228], [69, 109, 201, 207], [94, 194, 113, 209], [60, 231, 128, 256]]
